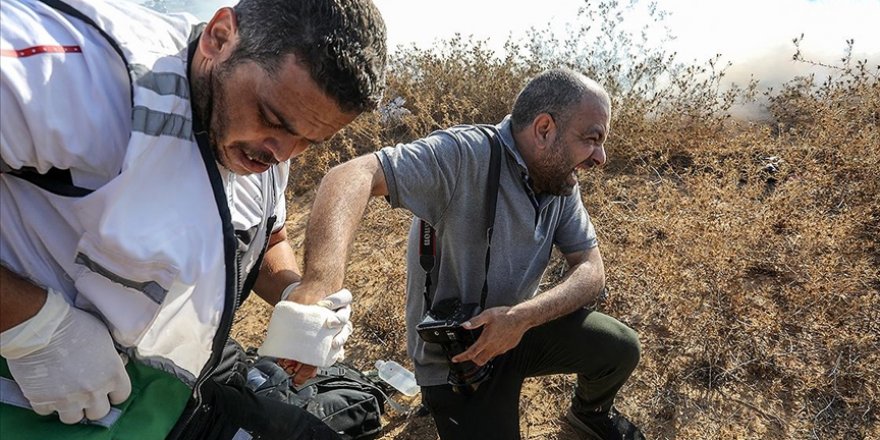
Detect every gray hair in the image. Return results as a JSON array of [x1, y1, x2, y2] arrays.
[[510, 68, 608, 132], [228, 0, 387, 114]]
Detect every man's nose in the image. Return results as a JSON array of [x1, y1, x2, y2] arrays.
[[265, 136, 309, 162], [590, 145, 607, 167]]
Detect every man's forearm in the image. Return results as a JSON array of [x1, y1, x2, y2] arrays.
[[0, 266, 48, 332], [510, 249, 605, 331], [453, 249, 605, 366], [296, 155, 385, 303], [252, 233, 301, 305]]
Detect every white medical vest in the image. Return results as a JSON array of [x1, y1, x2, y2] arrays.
[[0, 0, 287, 385]]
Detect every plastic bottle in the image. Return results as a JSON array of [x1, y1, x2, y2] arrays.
[[375, 360, 420, 396]]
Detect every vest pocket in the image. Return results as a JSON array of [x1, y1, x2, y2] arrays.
[[70, 236, 180, 349], [72, 265, 165, 348]]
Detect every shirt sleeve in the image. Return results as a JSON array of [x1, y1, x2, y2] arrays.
[[553, 184, 598, 254], [271, 161, 289, 233], [272, 160, 290, 233], [375, 130, 465, 225], [0, 76, 30, 172], [0, 0, 130, 188]]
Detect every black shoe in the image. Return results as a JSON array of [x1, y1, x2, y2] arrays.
[[565, 407, 645, 440]]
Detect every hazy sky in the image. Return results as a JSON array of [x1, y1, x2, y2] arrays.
[[171, 0, 879, 87]]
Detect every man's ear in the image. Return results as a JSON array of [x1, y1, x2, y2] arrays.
[[199, 7, 238, 61], [532, 113, 557, 150]]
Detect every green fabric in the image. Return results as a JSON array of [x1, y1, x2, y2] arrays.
[[0, 356, 191, 439]]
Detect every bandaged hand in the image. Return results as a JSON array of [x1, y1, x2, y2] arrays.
[[0, 289, 131, 424], [258, 288, 353, 367]]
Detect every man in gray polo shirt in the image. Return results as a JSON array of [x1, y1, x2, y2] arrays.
[[292, 68, 643, 439]]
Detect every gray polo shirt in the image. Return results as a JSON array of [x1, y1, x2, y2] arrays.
[[376, 115, 598, 385]]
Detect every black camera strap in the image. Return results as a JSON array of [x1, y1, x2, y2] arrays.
[[419, 126, 503, 310]]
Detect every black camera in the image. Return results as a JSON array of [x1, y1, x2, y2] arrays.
[[416, 298, 492, 394]]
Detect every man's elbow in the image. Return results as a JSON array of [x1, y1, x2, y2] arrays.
[[320, 161, 351, 186], [320, 155, 384, 194]]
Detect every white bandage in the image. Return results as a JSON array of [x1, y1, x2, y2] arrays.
[[258, 289, 353, 367]]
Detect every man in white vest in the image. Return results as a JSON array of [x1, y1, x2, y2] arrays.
[[0, 0, 386, 438]]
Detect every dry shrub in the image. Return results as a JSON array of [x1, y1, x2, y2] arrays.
[[234, 1, 879, 438], [574, 42, 878, 438]]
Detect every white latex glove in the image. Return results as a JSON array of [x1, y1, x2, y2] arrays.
[[258, 288, 353, 366], [320, 290, 353, 363], [0, 289, 131, 424]]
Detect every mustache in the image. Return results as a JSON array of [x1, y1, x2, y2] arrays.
[[231, 142, 279, 165]]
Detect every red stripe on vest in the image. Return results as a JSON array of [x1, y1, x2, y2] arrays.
[[0, 45, 82, 58]]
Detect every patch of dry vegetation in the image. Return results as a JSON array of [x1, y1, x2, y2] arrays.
[[234, 1, 879, 438]]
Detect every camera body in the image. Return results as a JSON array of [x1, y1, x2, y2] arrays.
[[416, 298, 492, 394], [416, 300, 482, 348]]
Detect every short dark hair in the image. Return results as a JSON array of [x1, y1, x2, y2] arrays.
[[229, 0, 387, 114], [510, 68, 598, 133]]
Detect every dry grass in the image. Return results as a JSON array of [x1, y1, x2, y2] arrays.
[[233, 2, 879, 438]]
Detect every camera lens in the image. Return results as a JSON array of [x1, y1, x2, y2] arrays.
[[448, 360, 492, 395]]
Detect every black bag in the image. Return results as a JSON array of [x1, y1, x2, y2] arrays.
[[246, 358, 392, 440]]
